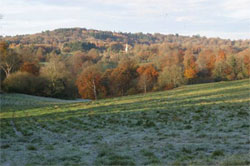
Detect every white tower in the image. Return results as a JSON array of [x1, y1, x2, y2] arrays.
[[125, 44, 128, 53]]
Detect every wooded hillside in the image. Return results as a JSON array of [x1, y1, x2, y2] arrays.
[[1, 28, 249, 99]]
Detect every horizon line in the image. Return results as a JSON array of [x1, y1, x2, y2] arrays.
[[1, 27, 250, 41]]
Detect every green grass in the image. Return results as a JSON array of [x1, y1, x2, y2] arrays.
[[0, 79, 250, 165]]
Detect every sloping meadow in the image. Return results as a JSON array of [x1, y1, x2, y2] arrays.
[[0, 79, 250, 165]]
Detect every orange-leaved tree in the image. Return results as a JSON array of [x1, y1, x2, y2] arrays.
[[20, 62, 40, 76], [137, 64, 158, 93], [196, 49, 216, 77], [183, 49, 198, 81], [109, 59, 138, 96], [76, 66, 106, 100]]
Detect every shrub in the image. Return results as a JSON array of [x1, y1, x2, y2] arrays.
[[212, 150, 224, 157], [144, 120, 156, 128], [220, 154, 250, 166], [3, 71, 47, 95], [26, 145, 37, 151]]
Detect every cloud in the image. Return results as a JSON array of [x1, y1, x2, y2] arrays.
[[222, 0, 250, 20], [181, 30, 250, 40], [176, 16, 194, 22], [0, 0, 249, 39]]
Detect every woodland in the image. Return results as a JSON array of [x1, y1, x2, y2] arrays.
[[1, 28, 249, 99]]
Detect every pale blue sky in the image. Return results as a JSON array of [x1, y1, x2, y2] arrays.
[[0, 0, 250, 39]]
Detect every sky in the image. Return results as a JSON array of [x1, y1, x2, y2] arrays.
[[0, 0, 250, 40]]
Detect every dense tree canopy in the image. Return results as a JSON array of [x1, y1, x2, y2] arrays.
[[1, 28, 249, 99]]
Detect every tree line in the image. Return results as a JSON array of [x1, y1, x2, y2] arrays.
[[0, 30, 249, 99]]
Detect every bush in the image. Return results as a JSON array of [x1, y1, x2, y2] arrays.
[[3, 71, 47, 95], [40, 56, 78, 99], [127, 87, 139, 95], [43, 78, 78, 99], [212, 150, 224, 157], [26, 145, 37, 151]]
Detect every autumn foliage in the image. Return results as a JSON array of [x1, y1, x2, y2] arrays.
[[184, 49, 198, 80], [20, 62, 40, 76], [137, 64, 158, 93], [76, 66, 106, 100], [109, 59, 138, 96], [1, 28, 249, 99]]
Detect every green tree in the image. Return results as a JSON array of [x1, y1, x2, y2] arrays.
[[226, 55, 237, 80], [0, 41, 21, 78], [3, 71, 46, 95], [40, 56, 76, 98], [158, 64, 185, 89]]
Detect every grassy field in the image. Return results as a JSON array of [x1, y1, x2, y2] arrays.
[[0, 79, 250, 166]]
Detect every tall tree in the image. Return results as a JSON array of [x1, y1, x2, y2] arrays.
[[137, 64, 158, 93], [40, 56, 76, 98], [236, 48, 250, 78], [110, 59, 138, 96], [196, 49, 216, 77], [76, 66, 106, 100], [158, 64, 184, 89], [212, 50, 228, 80], [0, 41, 21, 78], [183, 49, 198, 81], [226, 54, 238, 80], [36, 47, 45, 61], [68, 51, 87, 75], [87, 48, 101, 63]]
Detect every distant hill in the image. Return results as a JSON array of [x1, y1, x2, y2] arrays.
[[1, 28, 250, 51], [1, 28, 249, 100]]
